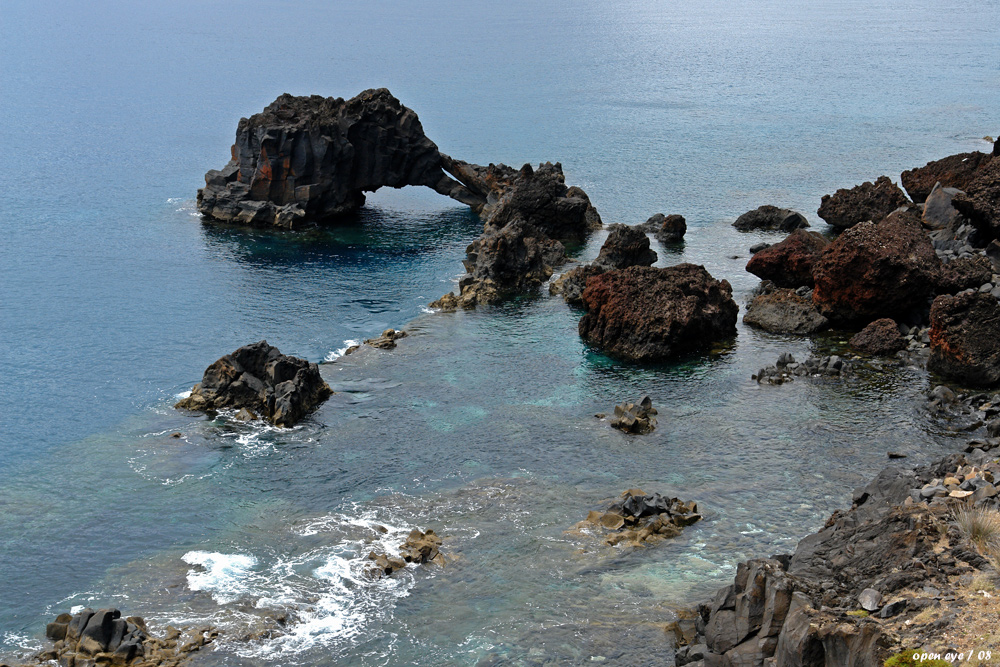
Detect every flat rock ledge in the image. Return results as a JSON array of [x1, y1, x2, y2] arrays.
[[14, 608, 218, 667], [175, 341, 332, 427], [679, 450, 1000, 667], [576, 489, 701, 548]]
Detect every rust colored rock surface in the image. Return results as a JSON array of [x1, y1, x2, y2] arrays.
[[953, 158, 1000, 241], [817, 176, 910, 230], [849, 318, 905, 356], [579, 264, 737, 362], [745, 229, 829, 288], [812, 210, 941, 324], [928, 291, 1000, 386], [901, 151, 992, 203]]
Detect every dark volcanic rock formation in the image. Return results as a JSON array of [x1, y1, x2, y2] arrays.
[[817, 176, 910, 230], [549, 263, 603, 305], [849, 318, 905, 356], [594, 224, 657, 269], [900, 151, 993, 203], [609, 396, 658, 434], [175, 341, 332, 427], [953, 158, 1000, 242], [937, 254, 993, 294], [928, 292, 1000, 387], [812, 210, 941, 324], [197, 89, 480, 228], [640, 213, 687, 243], [732, 205, 808, 232], [578, 489, 701, 547], [743, 285, 829, 334], [578, 264, 738, 362], [745, 229, 829, 288]]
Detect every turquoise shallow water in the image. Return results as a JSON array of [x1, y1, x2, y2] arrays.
[[1, 0, 998, 664]]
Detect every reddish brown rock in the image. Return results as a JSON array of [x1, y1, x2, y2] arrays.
[[952, 158, 1000, 242], [849, 318, 905, 356], [928, 292, 1000, 386], [817, 176, 910, 230], [745, 229, 829, 288], [937, 254, 993, 294], [900, 151, 993, 203], [812, 210, 941, 324], [578, 264, 738, 362]]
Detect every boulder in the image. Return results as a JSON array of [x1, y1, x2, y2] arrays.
[[641, 213, 687, 243], [549, 264, 604, 305], [901, 151, 993, 203], [745, 229, 829, 288], [922, 183, 965, 230], [937, 254, 993, 294], [594, 224, 657, 270], [578, 264, 738, 362], [953, 158, 1000, 242], [175, 341, 333, 427], [580, 490, 701, 548], [743, 286, 829, 335], [817, 176, 910, 230], [732, 206, 809, 232], [928, 292, 1000, 386], [364, 328, 407, 350], [849, 318, 905, 356], [197, 89, 478, 228], [609, 396, 657, 434], [811, 210, 941, 324]]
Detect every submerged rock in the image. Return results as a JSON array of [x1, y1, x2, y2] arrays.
[[175, 341, 332, 427], [744, 229, 829, 288], [849, 318, 905, 356], [366, 528, 445, 578], [732, 205, 808, 232], [811, 210, 941, 325], [743, 284, 829, 335], [609, 396, 658, 434], [753, 352, 852, 384], [817, 175, 910, 230], [901, 151, 993, 203], [928, 291, 1000, 387], [578, 264, 738, 362]]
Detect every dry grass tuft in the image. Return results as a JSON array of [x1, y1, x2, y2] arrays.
[[952, 505, 1000, 555]]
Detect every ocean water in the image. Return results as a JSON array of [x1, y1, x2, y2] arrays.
[[1, 0, 998, 664]]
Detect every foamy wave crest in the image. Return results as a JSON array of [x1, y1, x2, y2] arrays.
[[324, 340, 360, 362], [183, 551, 258, 605]]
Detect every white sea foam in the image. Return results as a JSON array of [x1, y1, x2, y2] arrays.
[[174, 389, 192, 400], [182, 551, 258, 605], [420, 306, 435, 314], [324, 340, 361, 362]]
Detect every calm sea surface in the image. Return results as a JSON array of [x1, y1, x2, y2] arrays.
[[1, 1, 998, 664]]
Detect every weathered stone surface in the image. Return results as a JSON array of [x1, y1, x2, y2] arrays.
[[745, 229, 829, 288], [849, 318, 905, 356], [817, 176, 910, 230], [921, 183, 965, 230], [549, 264, 604, 305], [640, 213, 687, 243], [578, 490, 701, 548], [594, 224, 657, 270], [928, 292, 1000, 386], [953, 158, 1000, 241], [812, 210, 941, 324], [198, 89, 478, 227], [937, 254, 993, 294], [733, 206, 809, 232], [609, 396, 657, 434], [579, 264, 738, 362], [901, 151, 993, 203], [743, 286, 829, 335], [364, 328, 407, 350], [175, 341, 332, 427]]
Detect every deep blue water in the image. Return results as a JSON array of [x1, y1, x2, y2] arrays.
[[1, 0, 998, 664]]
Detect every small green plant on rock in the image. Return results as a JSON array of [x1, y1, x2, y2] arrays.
[[884, 649, 951, 667]]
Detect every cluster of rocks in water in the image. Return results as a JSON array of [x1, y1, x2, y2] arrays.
[[679, 448, 1000, 667], [753, 353, 852, 385], [362, 328, 407, 350], [579, 490, 701, 548], [366, 528, 445, 579], [175, 341, 332, 427], [605, 396, 658, 434], [15, 608, 218, 667]]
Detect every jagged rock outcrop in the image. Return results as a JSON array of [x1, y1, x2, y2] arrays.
[[609, 396, 658, 434], [937, 254, 993, 294], [578, 489, 701, 547], [901, 151, 993, 203], [743, 285, 829, 334], [639, 213, 687, 243], [363, 328, 407, 350], [197, 89, 481, 228], [928, 291, 1000, 387], [952, 158, 1000, 242], [812, 210, 941, 325], [366, 528, 445, 578], [550, 223, 656, 304], [745, 229, 829, 288], [850, 318, 905, 356], [30, 608, 218, 667], [175, 341, 332, 427], [578, 264, 738, 362], [733, 205, 809, 232], [817, 176, 911, 230]]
